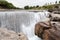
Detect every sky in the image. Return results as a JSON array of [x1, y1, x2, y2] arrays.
[[6, 0, 60, 8]]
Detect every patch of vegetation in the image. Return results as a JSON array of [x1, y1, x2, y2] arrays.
[[24, 6, 29, 9], [0, 0, 20, 9], [24, 1, 60, 10]]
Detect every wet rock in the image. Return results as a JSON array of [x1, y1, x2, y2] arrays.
[[48, 9, 53, 13], [43, 26, 60, 40], [0, 28, 28, 40], [49, 11, 60, 22], [35, 21, 51, 39], [53, 11, 60, 14], [35, 21, 60, 40], [51, 17, 60, 22]]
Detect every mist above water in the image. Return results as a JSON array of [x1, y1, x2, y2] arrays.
[[0, 11, 49, 40]]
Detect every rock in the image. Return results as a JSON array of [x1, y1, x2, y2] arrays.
[[51, 17, 60, 22], [53, 11, 60, 14], [35, 21, 60, 40], [43, 24, 60, 40], [35, 21, 51, 39], [18, 32, 28, 40], [48, 9, 53, 13], [48, 11, 60, 22], [0, 28, 28, 40], [0, 28, 19, 40]]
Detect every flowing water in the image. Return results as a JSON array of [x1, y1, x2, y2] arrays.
[[0, 10, 49, 40]]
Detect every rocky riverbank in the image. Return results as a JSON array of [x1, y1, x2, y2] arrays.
[[35, 11, 60, 40]]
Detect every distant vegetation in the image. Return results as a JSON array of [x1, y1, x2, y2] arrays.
[[0, 0, 60, 10], [24, 1, 60, 10], [24, 5, 40, 10], [0, 0, 20, 9]]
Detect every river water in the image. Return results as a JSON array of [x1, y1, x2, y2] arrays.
[[0, 10, 49, 40]]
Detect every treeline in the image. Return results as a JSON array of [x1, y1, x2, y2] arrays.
[[24, 1, 60, 10], [40, 1, 60, 10], [24, 5, 40, 9], [0, 0, 20, 9]]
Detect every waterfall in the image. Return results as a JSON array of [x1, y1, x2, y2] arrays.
[[0, 11, 49, 40]]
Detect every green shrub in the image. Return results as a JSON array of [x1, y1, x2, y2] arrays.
[[24, 6, 29, 9]]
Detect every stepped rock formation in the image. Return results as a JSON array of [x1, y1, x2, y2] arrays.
[[0, 28, 28, 40], [35, 11, 60, 40]]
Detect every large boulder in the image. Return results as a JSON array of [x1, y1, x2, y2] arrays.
[[0, 28, 28, 40], [43, 22, 60, 40], [35, 21, 60, 40], [35, 21, 51, 39]]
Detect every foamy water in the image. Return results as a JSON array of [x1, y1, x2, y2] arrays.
[[0, 10, 49, 40]]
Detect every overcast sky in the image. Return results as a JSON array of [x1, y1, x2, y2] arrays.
[[6, 0, 59, 8]]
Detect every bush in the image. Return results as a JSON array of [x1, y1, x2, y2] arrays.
[[24, 6, 29, 9]]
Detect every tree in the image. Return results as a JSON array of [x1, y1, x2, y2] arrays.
[[36, 5, 39, 8], [6, 3, 16, 9], [55, 1, 57, 4], [29, 6, 33, 9], [59, 1, 60, 4], [0, 0, 18, 9], [32, 6, 36, 8], [24, 6, 29, 9]]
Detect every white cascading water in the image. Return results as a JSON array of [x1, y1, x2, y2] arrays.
[[0, 11, 49, 40]]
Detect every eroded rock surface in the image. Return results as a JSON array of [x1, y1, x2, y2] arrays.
[[0, 28, 28, 40], [35, 21, 51, 39], [35, 21, 60, 40]]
